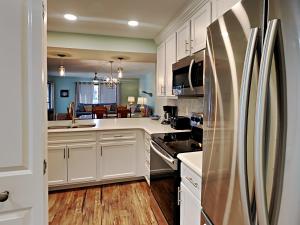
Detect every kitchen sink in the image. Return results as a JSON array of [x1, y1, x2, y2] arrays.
[[48, 121, 96, 129]]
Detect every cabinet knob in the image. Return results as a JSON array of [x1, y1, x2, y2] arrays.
[[0, 191, 9, 202]]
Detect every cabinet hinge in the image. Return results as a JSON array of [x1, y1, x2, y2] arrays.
[[177, 186, 181, 206], [43, 159, 47, 175], [42, 1, 46, 21]]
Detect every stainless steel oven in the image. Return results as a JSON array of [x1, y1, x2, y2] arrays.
[[150, 140, 180, 225], [172, 50, 205, 97]]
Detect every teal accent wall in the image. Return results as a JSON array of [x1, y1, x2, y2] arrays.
[[48, 76, 141, 113], [48, 76, 91, 113], [139, 72, 156, 111]]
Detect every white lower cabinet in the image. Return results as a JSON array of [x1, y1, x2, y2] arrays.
[[99, 141, 137, 180], [48, 145, 68, 186], [180, 182, 201, 225], [67, 143, 97, 183], [48, 130, 143, 188], [180, 163, 202, 225]]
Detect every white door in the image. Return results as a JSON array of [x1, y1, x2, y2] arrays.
[[191, 2, 212, 53], [177, 21, 191, 60], [48, 145, 68, 186], [0, 0, 46, 224], [100, 141, 136, 180], [156, 42, 166, 96], [67, 143, 97, 183], [165, 33, 177, 96], [180, 183, 201, 225]]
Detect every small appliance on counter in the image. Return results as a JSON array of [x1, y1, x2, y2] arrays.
[[161, 105, 177, 125], [170, 116, 191, 130], [150, 113, 203, 225]]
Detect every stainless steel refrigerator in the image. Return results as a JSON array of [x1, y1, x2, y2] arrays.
[[202, 0, 300, 225]]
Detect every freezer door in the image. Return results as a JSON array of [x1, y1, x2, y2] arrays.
[[255, 1, 300, 225], [202, 0, 263, 225]]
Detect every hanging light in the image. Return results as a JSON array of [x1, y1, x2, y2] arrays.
[[104, 61, 120, 88], [93, 72, 100, 85], [57, 53, 66, 76], [58, 65, 65, 76], [117, 57, 124, 78]]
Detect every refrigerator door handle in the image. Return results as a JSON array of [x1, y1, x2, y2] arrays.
[[254, 19, 285, 225], [238, 27, 259, 225]]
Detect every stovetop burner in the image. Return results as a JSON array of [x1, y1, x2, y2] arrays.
[[151, 129, 202, 158]]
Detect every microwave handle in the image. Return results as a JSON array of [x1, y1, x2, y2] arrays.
[[188, 59, 195, 91]]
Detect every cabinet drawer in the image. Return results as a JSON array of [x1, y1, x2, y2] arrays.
[[48, 131, 96, 144], [181, 163, 201, 199], [99, 131, 136, 142]]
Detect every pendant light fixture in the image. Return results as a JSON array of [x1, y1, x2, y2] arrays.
[[57, 53, 66, 76], [93, 72, 100, 85], [58, 65, 65, 76], [117, 57, 124, 78], [104, 61, 120, 88]]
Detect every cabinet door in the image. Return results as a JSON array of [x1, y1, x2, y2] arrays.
[[165, 33, 177, 96], [156, 42, 166, 96], [191, 2, 212, 53], [48, 145, 68, 186], [211, 0, 240, 21], [180, 182, 201, 225], [177, 21, 191, 60], [100, 141, 137, 180], [67, 143, 97, 183]]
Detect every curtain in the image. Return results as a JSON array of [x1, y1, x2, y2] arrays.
[[75, 82, 119, 105], [99, 83, 118, 104], [76, 82, 94, 104]]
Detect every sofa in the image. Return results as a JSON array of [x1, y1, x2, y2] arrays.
[[76, 103, 117, 118]]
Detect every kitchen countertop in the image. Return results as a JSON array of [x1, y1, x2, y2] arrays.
[[177, 151, 202, 176], [48, 118, 190, 135]]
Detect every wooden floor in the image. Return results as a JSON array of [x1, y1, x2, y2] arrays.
[[49, 181, 168, 225]]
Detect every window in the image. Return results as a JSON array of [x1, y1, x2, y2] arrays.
[[77, 82, 118, 104], [47, 82, 54, 109]]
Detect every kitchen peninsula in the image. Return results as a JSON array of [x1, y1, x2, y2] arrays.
[[47, 118, 189, 190]]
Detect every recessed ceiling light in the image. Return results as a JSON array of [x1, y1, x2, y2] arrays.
[[64, 14, 77, 21], [128, 20, 139, 27]]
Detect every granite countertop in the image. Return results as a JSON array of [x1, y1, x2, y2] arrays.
[[48, 118, 190, 135], [177, 151, 202, 176]]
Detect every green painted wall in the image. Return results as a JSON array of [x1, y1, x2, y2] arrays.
[[119, 79, 139, 106], [139, 73, 156, 110], [48, 32, 157, 54]]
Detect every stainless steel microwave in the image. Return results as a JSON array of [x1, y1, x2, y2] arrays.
[[172, 50, 205, 97]]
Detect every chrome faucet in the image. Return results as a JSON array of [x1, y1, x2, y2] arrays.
[[69, 102, 76, 126]]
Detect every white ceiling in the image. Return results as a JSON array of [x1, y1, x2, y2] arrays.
[[47, 58, 156, 79], [47, 0, 192, 39]]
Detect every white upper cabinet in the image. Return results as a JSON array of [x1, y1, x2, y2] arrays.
[[191, 1, 212, 53], [176, 21, 191, 60], [211, 0, 240, 21], [165, 33, 177, 96], [156, 42, 166, 96]]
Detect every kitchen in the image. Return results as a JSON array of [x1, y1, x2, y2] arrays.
[[0, 0, 300, 225]]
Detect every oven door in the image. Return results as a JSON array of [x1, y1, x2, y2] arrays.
[[150, 140, 180, 225]]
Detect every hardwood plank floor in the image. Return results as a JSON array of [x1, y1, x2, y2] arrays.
[[49, 181, 168, 225]]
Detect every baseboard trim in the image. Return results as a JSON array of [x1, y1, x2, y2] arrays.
[[48, 176, 145, 192]]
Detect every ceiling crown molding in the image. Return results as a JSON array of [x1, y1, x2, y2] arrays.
[[154, 0, 209, 45]]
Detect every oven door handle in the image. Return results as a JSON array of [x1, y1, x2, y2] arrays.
[[150, 140, 175, 164], [188, 59, 195, 91]]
